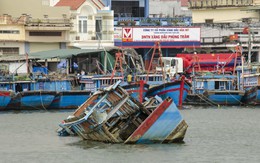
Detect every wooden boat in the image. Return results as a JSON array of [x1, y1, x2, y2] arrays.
[[80, 74, 149, 102], [0, 90, 14, 110], [121, 81, 149, 102], [48, 90, 91, 109], [58, 81, 188, 143], [125, 97, 188, 144], [242, 86, 260, 105], [136, 74, 164, 87], [234, 63, 260, 105], [185, 74, 245, 106], [146, 77, 191, 107], [7, 90, 56, 110]]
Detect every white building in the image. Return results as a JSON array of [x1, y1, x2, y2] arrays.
[[55, 0, 114, 49]]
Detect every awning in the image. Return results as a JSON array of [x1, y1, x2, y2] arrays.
[[28, 49, 106, 60], [0, 55, 31, 62]]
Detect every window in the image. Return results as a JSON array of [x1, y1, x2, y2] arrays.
[[0, 30, 20, 34], [205, 19, 213, 24], [42, 0, 49, 6], [215, 81, 225, 90], [78, 20, 82, 33], [96, 17, 102, 39], [171, 60, 176, 67], [0, 47, 19, 55], [79, 16, 88, 33], [83, 20, 87, 33], [196, 82, 204, 89], [29, 31, 61, 36]]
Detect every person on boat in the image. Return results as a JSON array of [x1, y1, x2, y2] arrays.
[[15, 83, 23, 92], [79, 70, 86, 90], [166, 74, 171, 82], [175, 73, 180, 80], [232, 78, 238, 90], [127, 72, 133, 84]]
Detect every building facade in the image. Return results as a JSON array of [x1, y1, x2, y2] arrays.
[[55, 0, 114, 49], [189, 0, 260, 23], [0, 0, 71, 54], [188, 0, 260, 62]]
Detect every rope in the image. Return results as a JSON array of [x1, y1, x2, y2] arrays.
[[196, 93, 220, 108], [16, 92, 45, 111], [40, 90, 47, 111]]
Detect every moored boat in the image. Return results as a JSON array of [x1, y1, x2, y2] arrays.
[[146, 77, 191, 107], [236, 64, 260, 105], [185, 73, 244, 106], [81, 74, 149, 102], [8, 91, 56, 110], [48, 90, 91, 109], [0, 90, 14, 110], [121, 81, 149, 102]]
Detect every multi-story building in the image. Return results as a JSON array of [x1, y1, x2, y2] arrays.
[[188, 0, 260, 62], [149, 0, 191, 18], [55, 0, 114, 49], [189, 0, 260, 23], [0, 0, 71, 55], [0, 15, 26, 56], [105, 0, 148, 18], [0, 0, 115, 74]]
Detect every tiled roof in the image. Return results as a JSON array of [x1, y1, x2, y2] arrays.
[[181, 0, 188, 7], [55, 0, 86, 10]]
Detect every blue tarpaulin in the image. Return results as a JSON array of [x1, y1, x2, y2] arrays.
[[57, 60, 78, 68]]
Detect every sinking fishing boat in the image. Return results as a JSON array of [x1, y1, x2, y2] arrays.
[[58, 81, 188, 144], [0, 90, 14, 110]]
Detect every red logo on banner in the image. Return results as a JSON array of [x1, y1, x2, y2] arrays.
[[122, 28, 133, 42]]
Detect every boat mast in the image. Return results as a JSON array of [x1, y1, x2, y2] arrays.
[[110, 51, 124, 82], [146, 42, 164, 81], [248, 27, 252, 64]]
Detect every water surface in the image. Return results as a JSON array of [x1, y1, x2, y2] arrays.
[[1, 106, 260, 163]]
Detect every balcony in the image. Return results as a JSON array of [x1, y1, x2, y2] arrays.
[[114, 16, 192, 26], [25, 18, 72, 28], [189, 0, 253, 9]]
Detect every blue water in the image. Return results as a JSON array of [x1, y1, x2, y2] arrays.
[[1, 106, 260, 163]]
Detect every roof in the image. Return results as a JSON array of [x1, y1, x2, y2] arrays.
[[27, 49, 108, 60], [181, 0, 188, 7], [0, 55, 32, 62], [55, 0, 86, 10]]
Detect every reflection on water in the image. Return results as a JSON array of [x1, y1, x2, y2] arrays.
[[1, 107, 260, 163], [67, 139, 185, 151]]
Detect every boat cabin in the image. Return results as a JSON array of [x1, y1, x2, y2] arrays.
[[192, 74, 238, 94]]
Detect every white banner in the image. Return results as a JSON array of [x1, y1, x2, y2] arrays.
[[121, 27, 200, 42], [114, 27, 122, 41]]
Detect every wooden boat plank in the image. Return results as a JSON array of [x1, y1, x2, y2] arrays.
[[125, 98, 173, 144]]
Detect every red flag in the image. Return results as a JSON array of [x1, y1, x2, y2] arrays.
[[229, 34, 238, 40], [243, 27, 249, 34]]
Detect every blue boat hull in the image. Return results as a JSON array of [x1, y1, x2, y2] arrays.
[[0, 91, 13, 110], [122, 83, 149, 102], [242, 86, 260, 105], [208, 94, 243, 105], [8, 91, 56, 110], [146, 81, 190, 105], [48, 91, 91, 109]]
